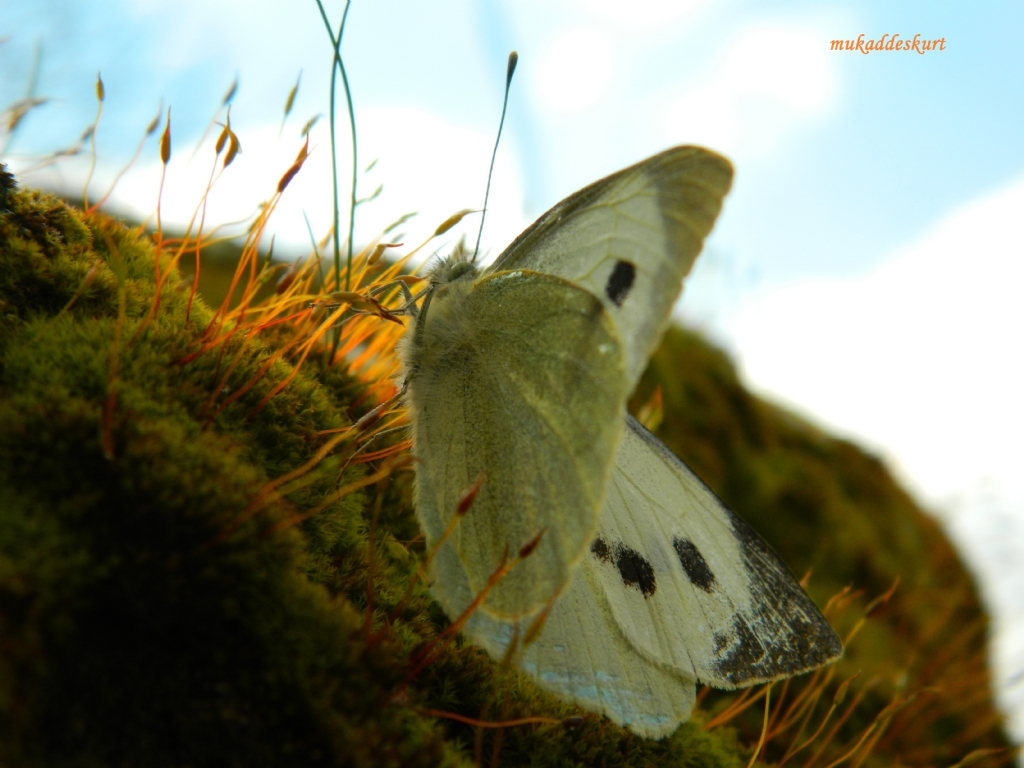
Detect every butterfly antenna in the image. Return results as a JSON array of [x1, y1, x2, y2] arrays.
[[472, 50, 518, 264]]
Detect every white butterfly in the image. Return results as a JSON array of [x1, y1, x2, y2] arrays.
[[398, 146, 842, 738]]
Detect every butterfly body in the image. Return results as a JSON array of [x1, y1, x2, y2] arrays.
[[398, 146, 842, 737]]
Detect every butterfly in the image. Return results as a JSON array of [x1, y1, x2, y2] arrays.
[[397, 146, 842, 738]]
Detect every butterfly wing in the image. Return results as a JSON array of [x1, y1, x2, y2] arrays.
[[460, 416, 841, 737], [464, 551, 698, 739], [488, 146, 733, 389], [406, 270, 630, 620], [589, 416, 843, 687]]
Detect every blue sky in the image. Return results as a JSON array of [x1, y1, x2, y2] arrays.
[[5, 0, 1023, 287], [4, 0, 1024, 744]]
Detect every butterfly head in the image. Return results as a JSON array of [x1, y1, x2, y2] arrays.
[[429, 243, 480, 289], [446, 259, 478, 282]]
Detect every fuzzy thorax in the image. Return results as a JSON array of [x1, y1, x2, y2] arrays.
[[397, 250, 481, 388]]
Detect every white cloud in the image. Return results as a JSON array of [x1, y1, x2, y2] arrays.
[[30, 105, 528, 268], [573, 0, 712, 28], [536, 27, 615, 113], [726, 176, 1024, 744], [719, 25, 833, 111], [660, 23, 837, 159], [729, 176, 1024, 504]]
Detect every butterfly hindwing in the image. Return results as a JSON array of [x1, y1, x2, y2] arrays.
[[406, 270, 629, 620], [464, 548, 698, 739], [590, 416, 843, 688], [489, 146, 733, 389]]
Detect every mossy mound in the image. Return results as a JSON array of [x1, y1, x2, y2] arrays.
[[0, 175, 1009, 766], [0, 179, 458, 767], [0, 178, 747, 767]]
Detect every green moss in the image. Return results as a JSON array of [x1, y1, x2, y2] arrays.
[[0, 178, 1008, 766], [0, 185, 460, 767]]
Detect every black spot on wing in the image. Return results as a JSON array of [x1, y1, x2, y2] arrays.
[[672, 537, 716, 593], [591, 537, 612, 563], [604, 260, 636, 306], [590, 537, 657, 598], [615, 545, 656, 598]]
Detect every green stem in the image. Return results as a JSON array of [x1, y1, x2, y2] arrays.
[[314, 1, 342, 293], [314, 0, 357, 363], [338, 18, 357, 293], [313, 0, 357, 292]]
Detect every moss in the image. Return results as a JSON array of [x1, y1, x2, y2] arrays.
[[0, 177, 1008, 766], [0, 184, 461, 767]]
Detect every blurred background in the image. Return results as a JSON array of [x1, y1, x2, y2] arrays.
[[3, 0, 1023, 748]]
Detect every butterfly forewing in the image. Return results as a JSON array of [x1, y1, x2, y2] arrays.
[[489, 147, 733, 389], [407, 271, 629, 620], [590, 417, 843, 688]]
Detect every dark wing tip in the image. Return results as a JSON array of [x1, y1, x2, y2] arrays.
[[711, 511, 845, 685]]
